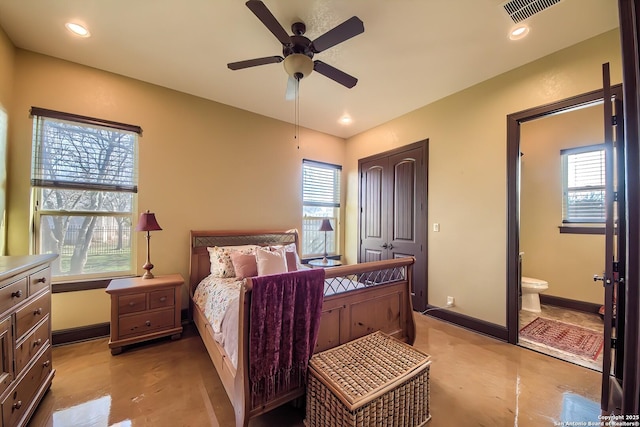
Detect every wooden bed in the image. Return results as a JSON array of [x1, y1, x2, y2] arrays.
[[189, 230, 417, 427]]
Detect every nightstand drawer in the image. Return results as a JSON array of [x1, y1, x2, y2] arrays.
[[15, 291, 50, 340], [1, 345, 52, 427], [149, 289, 174, 309], [0, 278, 27, 316], [118, 308, 175, 338], [28, 266, 51, 296], [118, 293, 146, 315], [15, 317, 50, 375]]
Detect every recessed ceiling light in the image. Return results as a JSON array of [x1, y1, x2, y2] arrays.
[[339, 116, 352, 125], [509, 24, 529, 40], [65, 22, 91, 38]]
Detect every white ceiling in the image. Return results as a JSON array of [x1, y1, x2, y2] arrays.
[[0, 0, 620, 139]]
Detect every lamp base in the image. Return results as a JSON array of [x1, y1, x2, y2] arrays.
[[142, 262, 154, 279]]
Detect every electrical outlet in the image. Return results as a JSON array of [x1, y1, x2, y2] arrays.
[[446, 296, 455, 307]]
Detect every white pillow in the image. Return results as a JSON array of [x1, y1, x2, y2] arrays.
[[270, 242, 302, 271], [256, 247, 288, 276]]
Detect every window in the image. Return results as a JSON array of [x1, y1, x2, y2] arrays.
[[561, 144, 605, 224], [30, 107, 141, 282], [302, 160, 341, 258]]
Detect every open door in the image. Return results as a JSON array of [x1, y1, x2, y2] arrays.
[[599, 62, 626, 412]]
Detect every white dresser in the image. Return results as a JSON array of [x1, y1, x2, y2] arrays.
[[0, 255, 57, 427]]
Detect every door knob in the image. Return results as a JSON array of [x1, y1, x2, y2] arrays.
[[381, 243, 388, 249], [594, 274, 611, 285], [388, 243, 394, 250]]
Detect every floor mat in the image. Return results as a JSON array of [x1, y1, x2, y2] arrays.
[[519, 317, 604, 360]]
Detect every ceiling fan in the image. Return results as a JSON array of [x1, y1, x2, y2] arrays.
[[227, 0, 364, 99]]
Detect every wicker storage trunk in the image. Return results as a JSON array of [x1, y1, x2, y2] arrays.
[[306, 331, 431, 427]]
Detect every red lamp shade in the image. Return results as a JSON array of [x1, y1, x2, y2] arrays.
[[319, 219, 333, 232], [135, 211, 162, 232]]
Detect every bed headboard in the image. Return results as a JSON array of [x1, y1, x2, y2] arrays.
[[189, 229, 299, 295]]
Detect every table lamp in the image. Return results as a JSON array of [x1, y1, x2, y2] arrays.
[[319, 219, 333, 264], [135, 210, 162, 279]]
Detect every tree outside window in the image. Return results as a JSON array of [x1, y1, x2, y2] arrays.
[[31, 108, 140, 281]]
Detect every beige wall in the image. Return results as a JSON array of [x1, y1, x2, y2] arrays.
[[0, 26, 14, 106], [344, 29, 621, 326], [0, 27, 14, 256], [6, 50, 345, 330], [520, 105, 605, 304]]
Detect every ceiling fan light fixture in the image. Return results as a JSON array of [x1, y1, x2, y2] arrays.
[[283, 54, 313, 79]]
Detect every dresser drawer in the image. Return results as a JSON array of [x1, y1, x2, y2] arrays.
[[0, 278, 27, 316], [15, 291, 50, 340], [118, 308, 175, 338], [28, 267, 51, 296], [118, 293, 146, 315], [1, 346, 52, 427], [15, 317, 49, 376], [0, 317, 13, 398], [149, 289, 174, 309]]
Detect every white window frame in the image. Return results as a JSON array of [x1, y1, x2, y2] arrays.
[[561, 144, 606, 224], [302, 159, 341, 259], [30, 107, 141, 283]]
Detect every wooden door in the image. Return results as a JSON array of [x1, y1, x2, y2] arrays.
[[600, 63, 626, 412], [360, 157, 389, 263], [359, 141, 428, 311]]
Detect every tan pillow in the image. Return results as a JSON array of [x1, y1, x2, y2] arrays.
[[256, 247, 288, 276], [230, 252, 258, 279]]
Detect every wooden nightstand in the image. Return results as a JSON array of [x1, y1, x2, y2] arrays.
[[106, 274, 183, 355]]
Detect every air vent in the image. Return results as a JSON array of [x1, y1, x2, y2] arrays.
[[502, 0, 563, 23]]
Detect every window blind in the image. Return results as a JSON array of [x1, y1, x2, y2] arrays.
[[31, 114, 138, 193], [303, 160, 341, 207], [561, 145, 605, 223]]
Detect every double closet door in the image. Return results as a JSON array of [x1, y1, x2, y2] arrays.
[[359, 140, 428, 311]]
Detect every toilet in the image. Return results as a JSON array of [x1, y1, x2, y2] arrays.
[[521, 276, 549, 313]]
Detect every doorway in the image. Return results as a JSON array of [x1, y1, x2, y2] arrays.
[[507, 82, 625, 411], [518, 102, 607, 371]]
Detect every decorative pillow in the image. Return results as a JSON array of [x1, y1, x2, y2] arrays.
[[230, 251, 258, 279], [270, 243, 301, 271], [256, 247, 288, 276], [207, 245, 259, 278]]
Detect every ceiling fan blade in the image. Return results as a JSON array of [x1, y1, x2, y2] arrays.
[[311, 16, 364, 53], [245, 0, 291, 46], [227, 56, 284, 70], [285, 76, 298, 101], [313, 60, 358, 88]]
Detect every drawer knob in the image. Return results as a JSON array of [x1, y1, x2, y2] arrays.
[[12, 400, 22, 410], [11, 290, 22, 298], [34, 308, 43, 315], [160, 297, 167, 302], [145, 321, 151, 327], [35, 277, 46, 284], [33, 338, 42, 347], [43, 360, 50, 367], [128, 302, 135, 307]]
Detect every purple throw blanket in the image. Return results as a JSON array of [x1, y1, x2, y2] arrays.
[[249, 268, 325, 406]]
